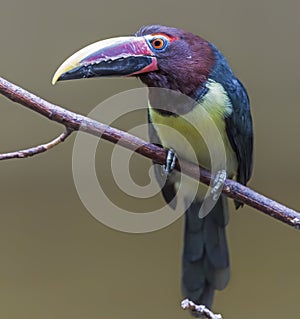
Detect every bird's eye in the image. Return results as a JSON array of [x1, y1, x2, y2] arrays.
[[150, 37, 167, 50]]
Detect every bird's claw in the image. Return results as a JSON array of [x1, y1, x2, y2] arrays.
[[163, 149, 177, 175], [211, 169, 227, 200]]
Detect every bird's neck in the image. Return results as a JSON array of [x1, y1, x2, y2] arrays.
[[145, 81, 209, 116]]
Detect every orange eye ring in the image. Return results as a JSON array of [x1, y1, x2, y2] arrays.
[[151, 37, 166, 50]]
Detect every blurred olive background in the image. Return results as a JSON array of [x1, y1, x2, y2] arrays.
[[0, 0, 299, 318]]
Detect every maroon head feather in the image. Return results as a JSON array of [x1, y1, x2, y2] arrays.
[[136, 25, 215, 98]]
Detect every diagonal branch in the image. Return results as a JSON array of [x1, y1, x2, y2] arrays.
[[0, 76, 299, 229]]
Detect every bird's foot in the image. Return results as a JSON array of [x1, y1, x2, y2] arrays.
[[163, 148, 177, 175], [210, 169, 227, 200]]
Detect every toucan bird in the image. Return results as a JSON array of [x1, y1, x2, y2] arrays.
[[52, 25, 253, 312]]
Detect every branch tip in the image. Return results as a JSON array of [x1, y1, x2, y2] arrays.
[[0, 129, 72, 161], [181, 299, 223, 319]]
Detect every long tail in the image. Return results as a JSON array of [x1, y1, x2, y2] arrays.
[[182, 195, 230, 313]]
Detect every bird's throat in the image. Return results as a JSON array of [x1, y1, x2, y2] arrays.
[[147, 87, 198, 116]]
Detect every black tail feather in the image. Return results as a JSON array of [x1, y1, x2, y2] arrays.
[[182, 196, 230, 314]]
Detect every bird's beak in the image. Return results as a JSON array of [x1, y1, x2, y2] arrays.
[[52, 36, 158, 85]]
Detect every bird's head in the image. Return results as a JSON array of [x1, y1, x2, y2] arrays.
[[52, 25, 215, 98]]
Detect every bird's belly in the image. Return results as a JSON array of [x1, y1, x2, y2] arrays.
[[151, 117, 211, 168]]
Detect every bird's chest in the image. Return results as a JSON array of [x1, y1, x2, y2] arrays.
[[150, 109, 211, 167]]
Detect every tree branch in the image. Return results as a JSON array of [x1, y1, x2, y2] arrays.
[[0, 129, 72, 160], [0, 76, 299, 229], [181, 299, 223, 319]]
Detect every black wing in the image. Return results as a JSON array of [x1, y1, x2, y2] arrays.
[[209, 45, 254, 208], [221, 77, 253, 209], [225, 78, 253, 188]]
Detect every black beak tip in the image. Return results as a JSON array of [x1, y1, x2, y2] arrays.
[[58, 66, 86, 82]]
